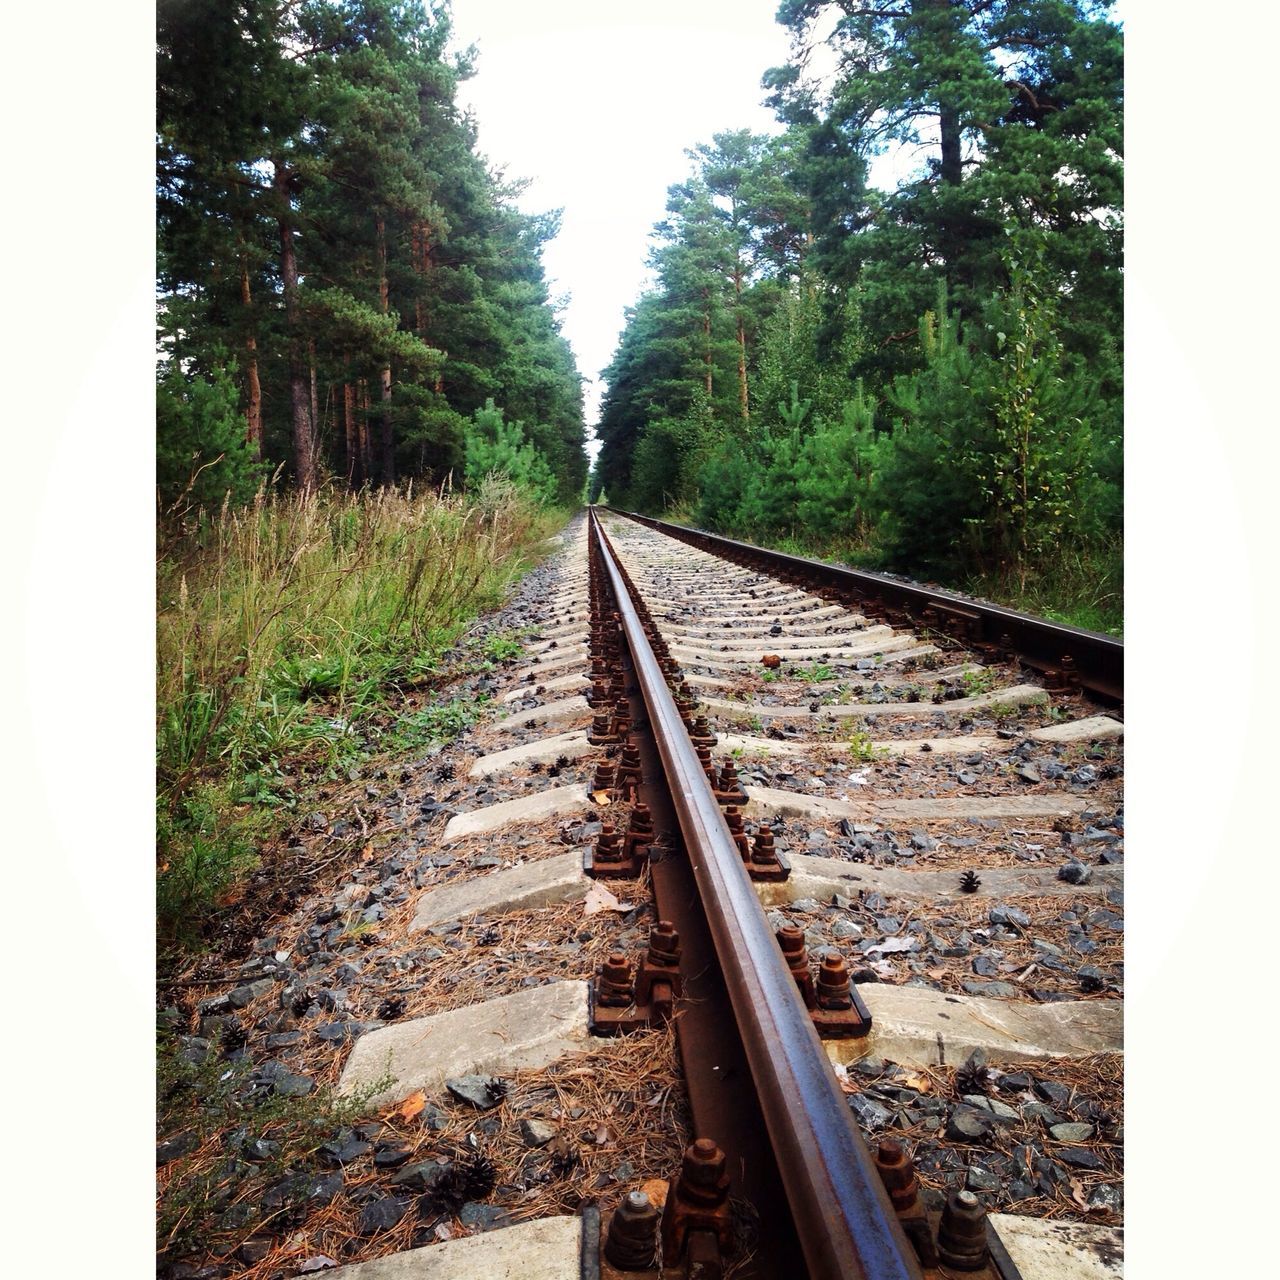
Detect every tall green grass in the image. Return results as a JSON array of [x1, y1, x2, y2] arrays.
[[157, 477, 564, 946]]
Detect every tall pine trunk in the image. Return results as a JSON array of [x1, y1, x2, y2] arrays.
[[702, 289, 713, 397], [376, 215, 395, 487], [308, 338, 319, 459], [343, 359, 360, 488], [358, 380, 372, 483], [240, 262, 263, 459], [734, 263, 749, 422], [275, 160, 314, 492]]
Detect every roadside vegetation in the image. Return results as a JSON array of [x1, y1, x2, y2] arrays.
[[157, 478, 562, 951], [591, 2, 1123, 635]]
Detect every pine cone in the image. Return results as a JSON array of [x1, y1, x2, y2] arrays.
[[955, 1050, 989, 1097], [958, 870, 981, 893]]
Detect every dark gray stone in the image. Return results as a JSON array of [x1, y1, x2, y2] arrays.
[[1021, 1102, 1062, 1127], [520, 1119, 558, 1148], [373, 1146, 413, 1169], [357, 1197, 408, 1235], [1088, 1183, 1123, 1212], [253, 1060, 315, 1097], [390, 1159, 450, 1191], [1057, 860, 1092, 885], [1087, 908, 1124, 931], [996, 1071, 1033, 1093], [228, 978, 275, 1009], [157, 1133, 197, 1165], [966, 1165, 1001, 1192], [962, 981, 1019, 998], [263, 1171, 343, 1209], [1060, 1146, 1106, 1170], [320, 1137, 372, 1167], [446, 1074, 506, 1109], [458, 1203, 511, 1232], [1034, 1080, 1072, 1108], [946, 1107, 993, 1142], [988, 904, 1031, 928], [1077, 965, 1107, 993], [1050, 1122, 1095, 1142], [847, 1094, 893, 1131]]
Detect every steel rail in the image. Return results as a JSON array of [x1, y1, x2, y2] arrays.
[[607, 508, 1123, 704], [589, 509, 923, 1280]]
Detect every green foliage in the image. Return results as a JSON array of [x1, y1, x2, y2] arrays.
[[877, 266, 1099, 573], [482, 631, 524, 663], [847, 729, 887, 762], [464, 400, 558, 504], [156, 362, 265, 512], [157, 484, 561, 951], [386, 697, 484, 751], [794, 662, 835, 684], [597, 2, 1121, 626], [157, 0, 587, 495], [960, 669, 998, 697]]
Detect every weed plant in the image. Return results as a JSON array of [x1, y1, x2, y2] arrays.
[[157, 477, 563, 946]]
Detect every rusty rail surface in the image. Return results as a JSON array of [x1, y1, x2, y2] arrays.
[[589, 509, 923, 1280], [607, 508, 1123, 704]]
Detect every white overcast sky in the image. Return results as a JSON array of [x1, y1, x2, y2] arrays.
[[448, 0, 793, 449]]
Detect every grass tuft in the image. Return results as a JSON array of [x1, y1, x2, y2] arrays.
[[157, 477, 565, 948]]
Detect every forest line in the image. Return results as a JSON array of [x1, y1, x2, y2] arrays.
[[158, 0, 588, 512], [590, 0, 1122, 627]]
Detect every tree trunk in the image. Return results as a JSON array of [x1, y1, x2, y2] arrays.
[[275, 159, 314, 492], [376, 215, 395, 487], [309, 337, 319, 462], [240, 262, 262, 458], [939, 105, 962, 186], [734, 262, 749, 422], [343, 361, 359, 487], [702, 290, 713, 397], [358, 380, 372, 484]]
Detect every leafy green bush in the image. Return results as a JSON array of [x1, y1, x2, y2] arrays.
[[156, 362, 265, 512], [876, 270, 1097, 574], [464, 399, 557, 503]]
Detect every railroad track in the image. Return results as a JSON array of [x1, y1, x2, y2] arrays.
[[160, 510, 1124, 1280]]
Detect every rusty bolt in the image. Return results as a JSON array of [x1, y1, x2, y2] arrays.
[[592, 761, 616, 793], [873, 1140, 921, 1212], [815, 953, 853, 1010], [648, 920, 681, 967], [596, 952, 634, 1008], [752, 827, 778, 866], [605, 1189, 660, 1270], [677, 1139, 730, 1208], [937, 1189, 988, 1271], [776, 925, 815, 1005], [595, 822, 623, 864]]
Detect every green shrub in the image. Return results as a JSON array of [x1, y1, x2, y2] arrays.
[[156, 361, 265, 513]]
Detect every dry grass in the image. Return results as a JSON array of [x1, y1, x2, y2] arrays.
[[157, 478, 565, 945], [159, 1026, 687, 1279]]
